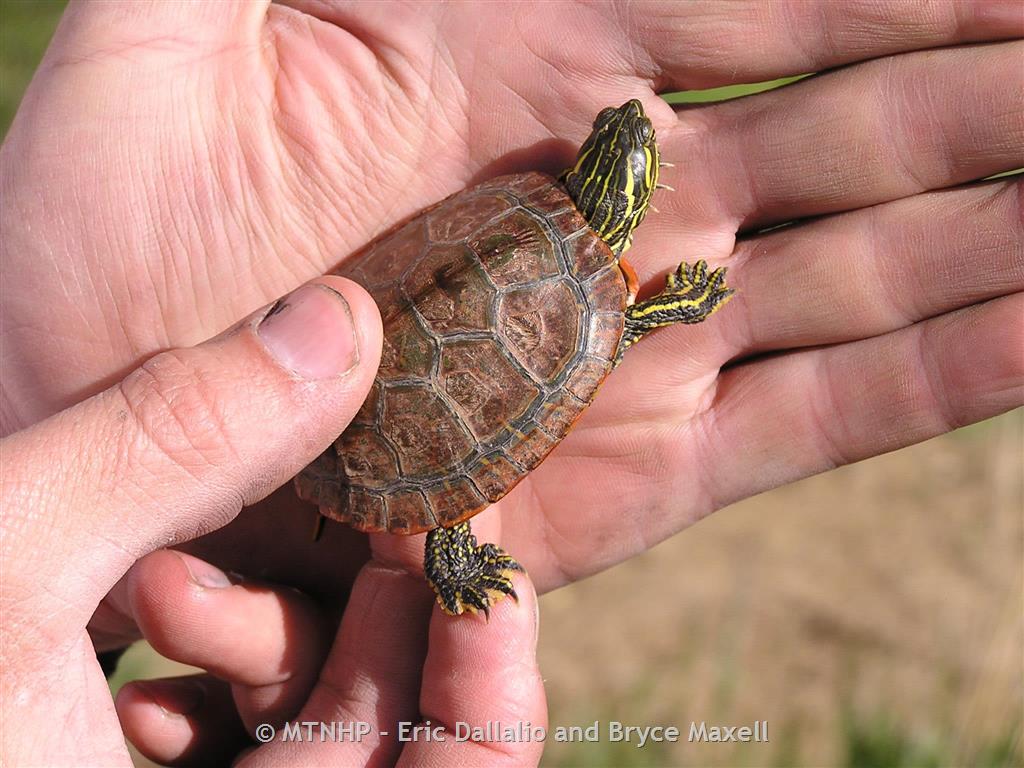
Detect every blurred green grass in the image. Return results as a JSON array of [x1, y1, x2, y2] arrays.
[[0, 0, 65, 132]]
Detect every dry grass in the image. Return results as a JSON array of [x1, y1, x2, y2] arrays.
[[538, 411, 1023, 767]]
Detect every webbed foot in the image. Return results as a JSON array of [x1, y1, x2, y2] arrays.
[[424, 522, 524, 618], [617, 259, 734, 362]]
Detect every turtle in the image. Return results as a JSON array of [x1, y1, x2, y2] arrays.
[[294, 99, 734, 616]]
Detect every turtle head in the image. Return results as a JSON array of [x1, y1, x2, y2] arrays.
[[562, 99, 660, 256]]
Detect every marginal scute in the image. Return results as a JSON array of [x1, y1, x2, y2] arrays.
[[439, 340, 541, 442], [564, 357, 611, 403], [294, 449, 341, 515], [586, 263, 629, 313], [542, 388, 586, 435], [294, 172, 626, 534], [505, 422, 560, 471], [347, 218, 426, 284], [425, 478, 487, 526], [569, 232, 616, 280], [386, 491, 435, 533], [544, 207, 589, 239], [428, 194, 512, 242], [352, 382, 381, 425], [477, 172, 550, 198], [347, 490, 387, 532], [523, 182, 576, 213], [587, 312, 625, 364], [498, 280, 581, 383], [469, 452, 524, 502]]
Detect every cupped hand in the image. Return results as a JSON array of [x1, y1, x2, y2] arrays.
[[3, 0, 1022, 650], [0, 276, 545, 766], [0, 275, 383, 762], [112, 554, 543, 767]]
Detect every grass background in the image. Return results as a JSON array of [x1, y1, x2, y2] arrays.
[[2, 3, 1021, 767]]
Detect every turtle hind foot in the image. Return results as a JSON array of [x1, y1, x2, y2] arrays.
[[424, 522, 524, 619], [617, 259, 734, 363]]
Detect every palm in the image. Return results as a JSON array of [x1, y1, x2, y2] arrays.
[[4, 2, 1020, 625]]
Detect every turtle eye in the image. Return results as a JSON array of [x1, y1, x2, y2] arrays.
[[637, 118, 653, 143], [593, 107, 617, 128]]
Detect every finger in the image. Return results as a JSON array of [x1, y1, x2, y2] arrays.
[[243, 563, 433, 766], [726, 178, 1024, 356], [698, 293, 1023, 512], [627, 178, 1023, 390], [116, 673, 249, 767], [627, 0, 1024, 89], [117, 550, 330, 731], [531, 294, 1023, 586], [662, 42, 1024, 231], [277, 0, 1023, 93], [1, 277, 381, 633], [398, 573, 545, 768]]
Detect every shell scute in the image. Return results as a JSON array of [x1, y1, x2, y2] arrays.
[[564, 357, 610, 403], [377, 312, 435, 381], [468, 452, 523, 503], [336, 427, 400, 490], [469, 210, 560, 288], [347, 490, 387, 533], [439, 339, 541, 443], [498, 280, 582, 383], [296, 172, 626, 533], [385, 491, 435, 533], [587, 312, 626, 365], [354, 218, 426, 284], [504, 422, 560, 471], [425, 478, 487, 526], [427, 193, 513, 243], [403, 244, 494, 333], [382, 384, 476, 476]]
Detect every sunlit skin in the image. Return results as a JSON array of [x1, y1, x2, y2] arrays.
[[1, 1, 1021, 764]]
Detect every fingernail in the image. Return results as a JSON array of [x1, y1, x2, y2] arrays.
[[180, 553, 232, 589], [258, 283, 359, 379], [973, 1, 1024, 27], [134, 679, 205, 717]]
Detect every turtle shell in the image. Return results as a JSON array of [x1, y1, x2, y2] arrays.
[[294, 172, 626, 533]]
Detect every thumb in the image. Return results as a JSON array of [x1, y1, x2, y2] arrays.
[[0, 277, 380, 631]]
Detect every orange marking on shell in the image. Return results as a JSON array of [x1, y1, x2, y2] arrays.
[[620, 258, 640, 305]]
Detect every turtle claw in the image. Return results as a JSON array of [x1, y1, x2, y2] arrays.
[[424, 522, 524, 618], [617, 258, 734, 362]]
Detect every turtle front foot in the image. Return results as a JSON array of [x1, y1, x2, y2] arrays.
[[617, 259, 734, 362], [424, 522, 524, 618]]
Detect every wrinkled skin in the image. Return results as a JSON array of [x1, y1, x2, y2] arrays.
[[1, 0, 1022, 762]]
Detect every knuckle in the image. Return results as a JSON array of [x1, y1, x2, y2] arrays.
[[116, 349, 240, 478]]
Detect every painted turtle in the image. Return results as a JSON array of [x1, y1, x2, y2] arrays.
[[295, 100, 733, 616]]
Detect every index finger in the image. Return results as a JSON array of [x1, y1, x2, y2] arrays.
[[398, 573, 546, 767], [620, 0, 1024, 90]]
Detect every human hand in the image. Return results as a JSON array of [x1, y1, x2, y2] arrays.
[[111, 554, 544, 767], [2, 2, 1021, 621], [0, 277, 390, 763]]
